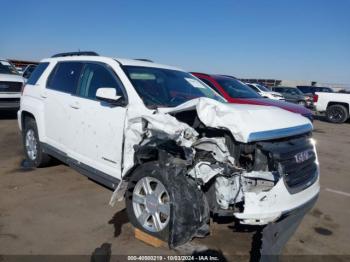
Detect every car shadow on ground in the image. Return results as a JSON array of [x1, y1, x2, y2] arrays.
[[108, 208, 130, 237], [0, 110, 18, 120]]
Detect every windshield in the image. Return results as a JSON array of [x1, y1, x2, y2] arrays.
[[0, 61, 19, 75], [123, 66, 225, 108], [216, 78, 261, 99]]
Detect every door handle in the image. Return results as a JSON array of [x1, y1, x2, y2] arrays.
[[70, 101, 80, 109]]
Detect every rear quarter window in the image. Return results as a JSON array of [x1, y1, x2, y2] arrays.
[[26, 62, 49, 85]]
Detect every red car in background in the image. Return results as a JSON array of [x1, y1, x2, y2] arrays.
[[191, 73, 313, 121]]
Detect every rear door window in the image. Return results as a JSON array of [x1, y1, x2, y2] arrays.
[[27, 63, 49, 85], [47, 62, 83, 94]]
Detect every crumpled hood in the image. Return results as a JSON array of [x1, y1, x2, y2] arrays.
[[0, 73, 24, 83], [159, 97, 313, 143]]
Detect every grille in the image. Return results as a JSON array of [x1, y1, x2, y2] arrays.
[[0, 81, 23, 92], [258, 136, 318, 194]]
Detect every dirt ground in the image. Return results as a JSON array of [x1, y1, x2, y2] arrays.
[[0, 110, 350, 261]]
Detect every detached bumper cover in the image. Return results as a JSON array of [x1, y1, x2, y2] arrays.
[[259, 194, 318, 259]]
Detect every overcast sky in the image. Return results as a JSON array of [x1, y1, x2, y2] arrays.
[[1, 0, 349, 83]]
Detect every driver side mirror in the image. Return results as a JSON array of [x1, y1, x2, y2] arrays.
[[96, 88, 126, 106]]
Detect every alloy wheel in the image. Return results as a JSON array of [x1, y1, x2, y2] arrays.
[[132, 177, 170, 232]]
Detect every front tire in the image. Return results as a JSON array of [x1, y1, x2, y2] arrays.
[[23, 118, 51, 167], [126, 162, 171, 241], [326, 104, 349, 123], [125, 161, 210, 247]]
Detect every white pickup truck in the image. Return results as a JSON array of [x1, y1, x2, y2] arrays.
[[314, 92, 350, 123]]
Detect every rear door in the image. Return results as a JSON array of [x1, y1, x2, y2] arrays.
[[43, 61, 84, 152], [67, 62, 127, 179]]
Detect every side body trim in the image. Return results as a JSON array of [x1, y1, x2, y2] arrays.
[[42, 143, 120, 190]]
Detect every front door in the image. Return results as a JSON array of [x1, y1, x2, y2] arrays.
[[67, 62, 127, 180]]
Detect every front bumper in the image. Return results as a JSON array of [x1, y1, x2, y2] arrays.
[[0, 93, 20, 109], [0, 98, 20, 109], [234, 171, 320, 225], [258, 194, 319, 257]]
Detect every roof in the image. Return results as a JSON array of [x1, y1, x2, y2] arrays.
[[41, 55, 183, 71]]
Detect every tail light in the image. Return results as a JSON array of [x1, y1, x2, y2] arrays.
[[313, 94, 318, 103]]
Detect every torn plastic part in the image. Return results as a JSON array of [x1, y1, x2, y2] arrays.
[[215, 176, 243, 209], [242, 171, 277, 193], [234, 174, 320, 225], [121, 111, 198, 177], [193, 137, 235, 164], [122, 116, 145, 177], [212, 171, 276, 211], [188, 162, 224, 184], [258, 195, 318, 259], [142, 114, 198, 147], [109, 180, 128, 207]]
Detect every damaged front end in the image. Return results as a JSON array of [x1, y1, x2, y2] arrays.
[[110, 98, 320, 250]]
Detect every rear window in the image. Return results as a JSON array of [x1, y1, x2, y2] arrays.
[[47, 62, 83, 94], [27, 63, 49, 85]]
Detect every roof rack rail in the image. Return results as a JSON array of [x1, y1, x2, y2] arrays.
[[134, 58, 153, 62], [51, 51, 99, 58]]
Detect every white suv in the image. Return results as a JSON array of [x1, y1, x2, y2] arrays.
[[18, 52, 319, 249]]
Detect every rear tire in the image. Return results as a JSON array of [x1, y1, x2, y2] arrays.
[[326, 104, 349, 123], [22, 117, 51, 167]]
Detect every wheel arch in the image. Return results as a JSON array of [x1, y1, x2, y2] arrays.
[[327, 101, 349, 113], [21, 109, 46, 142], [21, 111, 36, 130]]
